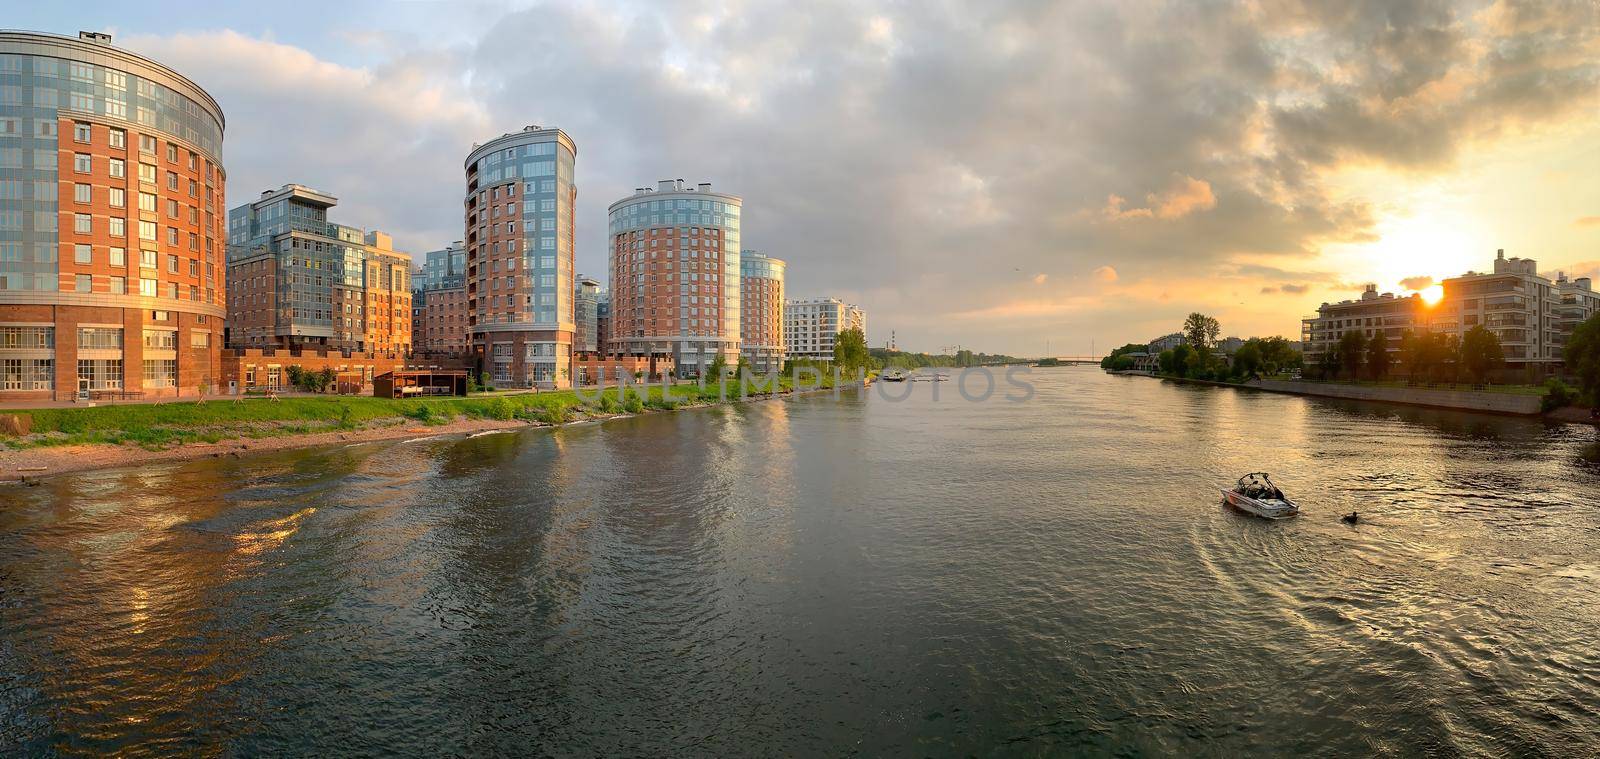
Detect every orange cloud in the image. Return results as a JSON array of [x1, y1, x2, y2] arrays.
[[1103, 174, 1217, 221], [1033, 273, 1048, 284], [1092, 265, 1118, 282], [1399, 275, 1434, 290], [1576, 216, 1600, 227]]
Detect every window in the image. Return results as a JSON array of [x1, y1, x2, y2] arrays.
[[139, 134, 156, 154], [139, 192, 156, 212], [139, 221, 157, 241], [166, 199, 178, 218], [109, 188, 125, 208], [74, 183, 91, 203], [109, 158, 125, 178], [142, 329, 177, 349], [109, 217, 125, 237], [166, 144, 177, 162], [77, 327, 123, 350], [138, 163, 156, 183], [140, 278, 156, 296], [140, 250, 157, 269], [73, 214, 92, 234], [166, 171, 178, 191], [75, 274, 91, 293], [167, 255, 178, 273], [191, 331, 209, 348], [108, 128, 125, 149], [141, 359, 177, 388], [0, 359, 53, 391], [74, 244, 91, 264], [73, 122, 91, 143], [77, 359, 123, 390], [110, 276, 125, 294], [74, 153, 91, 173], [109, 247, 125, 267]]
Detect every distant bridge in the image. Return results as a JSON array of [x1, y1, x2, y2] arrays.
[[1036, 356, 1105, 365]]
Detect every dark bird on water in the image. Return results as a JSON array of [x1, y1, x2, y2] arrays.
[[1341, 511, 1359, 524]]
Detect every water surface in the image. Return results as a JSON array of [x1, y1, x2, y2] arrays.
[[2, 368, 1598, 755]]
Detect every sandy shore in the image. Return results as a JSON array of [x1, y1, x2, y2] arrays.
[[0, 416, 537, 482], [0, 384, 848, 483]]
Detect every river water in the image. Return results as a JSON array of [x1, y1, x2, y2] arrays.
[[2, 367, 1598, 755]]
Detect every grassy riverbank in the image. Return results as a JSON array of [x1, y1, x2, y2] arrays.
[[3, 374, 851, 451]]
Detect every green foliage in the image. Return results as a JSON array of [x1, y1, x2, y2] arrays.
[[1460, 324, 1505, 385], [1541, 377, 1577, 413], [1183, 313, 1220, 350], [1231, 343, 1262, 377], [833, 327, 870, 374], [623, 395, 645, 414], [1338, 331, 1367, 379], [1109, 354, 1136, 371], [1568, 314, 1600, 405], [1365, 333, 1392, 379], [1099, 343, 1147, 370], [706, 354, 729, 380]]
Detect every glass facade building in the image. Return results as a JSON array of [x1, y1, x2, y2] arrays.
[[0, 30, 226, 399], [739, 250, 785, 372], [606, 180, 742, 375], [226, 184, 412, 353], [464, 126, 576, 387]]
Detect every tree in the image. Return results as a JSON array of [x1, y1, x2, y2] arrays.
[[318, 367, 338, 394], [1099, 343, 1148, 370], [1366, 332, 1392, 379], [1399, 329, 1426, 381], [706, 354, 729, 380], [1338, 331, 1367, 380], [1459, 324, 1505, 385], [1183, 312, 1221, 350], [1567, 314, 1600, 405], [1157, 349, 1178, 375], [833, 327, 870, 374], [1319, 343, 1342, 379], [1169, 344, 1193, 377], [1232, 343, 1262, 378]]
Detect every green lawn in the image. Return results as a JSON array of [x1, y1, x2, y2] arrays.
[[2, 374, 848, 450]]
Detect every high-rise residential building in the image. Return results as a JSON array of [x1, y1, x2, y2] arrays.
[[607, 179, 742, 376], [413, 241, 468, 355], [739, 250, 785, 372], [574, 275, 602, 354], [0, 31, 226, 400], [595, 290, 611, 357], [784, 298, 866, 363], [226, 184, 412, 353], [465, 126, 576, 388]]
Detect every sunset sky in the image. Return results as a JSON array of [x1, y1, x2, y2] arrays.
[[17, 0, 1599, 356]]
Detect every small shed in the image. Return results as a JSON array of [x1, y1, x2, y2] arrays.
[[373, 370, 469, 399]]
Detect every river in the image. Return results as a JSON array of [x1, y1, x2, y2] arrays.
[[2, 367, 1598, 755]]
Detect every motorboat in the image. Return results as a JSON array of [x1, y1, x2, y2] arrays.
[[881, 369, 910, 382], [1220, 473, 1300, 520]]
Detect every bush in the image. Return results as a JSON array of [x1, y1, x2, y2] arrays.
[[1542, 378, 1577, 413], [401, 404, 443, 424], [623, 396, 645, 414], [534, 404, 569, 425]]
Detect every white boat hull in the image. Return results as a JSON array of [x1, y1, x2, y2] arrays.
[[1220, 489, 1299, 520]]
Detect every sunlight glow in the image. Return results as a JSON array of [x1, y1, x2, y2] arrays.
[[1420, 284, 1444, 305]]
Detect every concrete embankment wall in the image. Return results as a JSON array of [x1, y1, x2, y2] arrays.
[[1251, 379, 1543, 415]]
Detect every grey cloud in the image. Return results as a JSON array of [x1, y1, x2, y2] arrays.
[[118, 0, 1600, 353]]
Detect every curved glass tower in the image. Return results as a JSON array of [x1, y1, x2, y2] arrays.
[[463, 126, 576, 388], [0, 30, 226, 400], [606, 180, 742, 376]]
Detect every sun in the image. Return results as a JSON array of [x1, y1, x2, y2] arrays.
[[1420, 284, 1445, 305]]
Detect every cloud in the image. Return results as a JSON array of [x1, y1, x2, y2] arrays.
[[1258, 283, 1311, 294], [1091, 266, 1118, 283], [1399, 275, 1436, 290], [1103, 175, 1217, 221], [1032, 273, 1048, 284], [122, 30, 490, 257], [1576, 216, 1600, 227], [108, 0, 1600, 354]]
